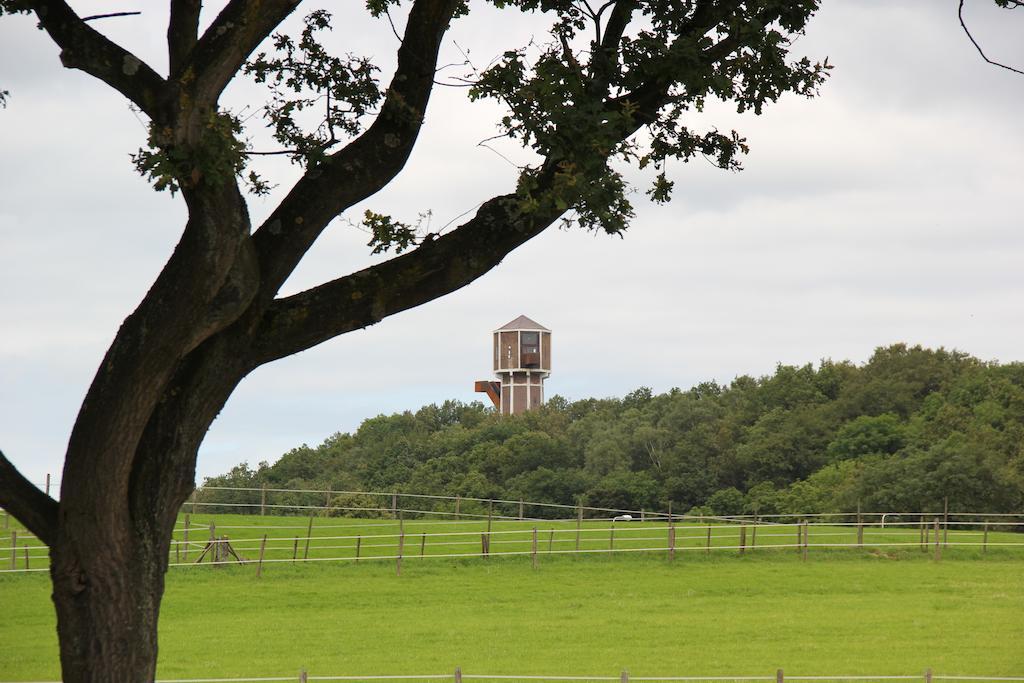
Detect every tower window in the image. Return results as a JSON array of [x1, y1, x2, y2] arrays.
[[521, 332, 539, 367]]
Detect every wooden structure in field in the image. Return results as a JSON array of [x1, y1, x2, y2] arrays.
[[475, 315, 551, 415]]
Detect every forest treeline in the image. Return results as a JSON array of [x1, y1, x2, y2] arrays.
[[202, 344, 1024, 517]]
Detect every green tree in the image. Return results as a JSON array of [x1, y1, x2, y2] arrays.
[[0, 2, 828, 677], [506, 466, 587, 515], [586, 470, 660, 513], [706, 486, 745, 516], [826, 413, 906, 461], [733, 405, 834, 487], [837, 345, 976, 419]]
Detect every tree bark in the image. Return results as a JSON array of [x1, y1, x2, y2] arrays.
[[50, 530, 169, 681], [47, 353, 239, 681]]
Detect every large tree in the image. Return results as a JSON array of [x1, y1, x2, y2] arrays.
[[0, 1, 827, 680]]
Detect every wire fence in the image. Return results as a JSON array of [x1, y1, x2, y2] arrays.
[[2, 512, 1022, 575], [3, 669, 1023, 683], [9, 480, 1024, 526], [2, 487, 1022, 574]]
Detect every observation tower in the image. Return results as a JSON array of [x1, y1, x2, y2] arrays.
[[474, 315, 551, 415]]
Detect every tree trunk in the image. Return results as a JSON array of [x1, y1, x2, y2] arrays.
[[50, 518, 171, 681], [48, 368, 241, 680]]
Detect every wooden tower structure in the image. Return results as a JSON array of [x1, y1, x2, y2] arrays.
[[475, 315, 551, 415]]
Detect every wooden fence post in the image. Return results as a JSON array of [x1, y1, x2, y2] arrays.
[[299, 669, 308, 683], [925, 668, 932, 683], [260, 484, 267, 516], [548, 529, 554, 553], [609, 523, 615, 552], [777, 669, 784, 683], [857, 502, 864, 547], [455, 667, 462, 683], [933, 518, 941, 561], [519, 499, 524, 521], [455, 495, 461, 520], [303, 516, 314, 561], [919, 516, 926, 552], [752, 515, 758, 549], [420, 533, 426, 557], [795, 521, 802, 554], [943, 497, 949, 548], [621, 670, 629, 683], [256, 535, 267, 578], [983, 520, 989, 553], [705, 525, 712, 555], [668, 524, 676, 562], [802, 520, 809, 562], [24, 546, 29, 570], [532, 527, 538, 569], [292, 538, 298, 562], [576, 503, 583, 552], [356, 535, 362, 562], [392, 492, 398, 519], [739, 525, 747, 555], [183, 515, 191, 562], [486, 501, 494, 557], [191, 488, 199, 516], [397, 521, 405, 576]]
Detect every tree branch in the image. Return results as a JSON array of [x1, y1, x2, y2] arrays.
[[250, 0, 459, 301], [29, 0, 166, 117], [168, 0, 202, 75], [0, 450, 58, 545], [589, 0, 636, 88], [179, 0, 303, 103], [959, 0, 1024, 76], [605, 6, 774, 127], [81, 12, 141, 21], [251, 194, 560, 365]]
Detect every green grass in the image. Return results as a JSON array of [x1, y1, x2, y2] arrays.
[[1, 543, 1023, 681]]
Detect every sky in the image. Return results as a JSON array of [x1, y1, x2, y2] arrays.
[[1, 1, 1022, 491]]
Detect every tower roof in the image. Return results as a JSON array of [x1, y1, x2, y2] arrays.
[[496, 315, 549, 332]]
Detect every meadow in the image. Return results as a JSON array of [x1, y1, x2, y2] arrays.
[[1, 513, 1023, 681]]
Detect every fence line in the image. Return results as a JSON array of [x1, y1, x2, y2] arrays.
[[193, 486, 675, 519], [3, 521, 1020, 554], [5, 485, 1024, 533], [3, 670, 1022, 683], [177, 486, 1024, 526], [6, 534, 1021, 575], [3, 485, 1022, 574], [2, 514, 1022, 573]]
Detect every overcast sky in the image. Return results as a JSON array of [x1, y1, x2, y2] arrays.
[[1, 1, 1022, 490]]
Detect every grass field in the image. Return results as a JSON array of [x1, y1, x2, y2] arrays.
[[1, 514, 1022, 681]]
